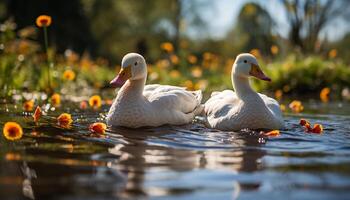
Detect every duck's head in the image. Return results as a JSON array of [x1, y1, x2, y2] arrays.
[[110, 53, 147, 87], [233, 53, 271, 82]]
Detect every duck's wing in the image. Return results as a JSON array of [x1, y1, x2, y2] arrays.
[[204, 90, 241, 128], [258, 93, 283, 118], [145, 84, 202, 114]]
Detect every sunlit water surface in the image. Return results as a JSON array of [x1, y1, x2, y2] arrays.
[[1, 100, 350, 200]]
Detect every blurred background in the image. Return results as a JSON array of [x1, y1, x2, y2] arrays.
[[1, 0, 350, 99]]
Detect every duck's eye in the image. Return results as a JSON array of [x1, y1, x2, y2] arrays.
[[244, 60, 247, 63], [134, 62, 138, 66]]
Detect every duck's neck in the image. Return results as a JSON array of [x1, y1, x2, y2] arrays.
[[232, 75, 258, 101], [118, 76, 146, 99]]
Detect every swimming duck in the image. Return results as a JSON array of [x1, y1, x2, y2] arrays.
[[204, 53, 284, 131], [107, 53, 202, 128]]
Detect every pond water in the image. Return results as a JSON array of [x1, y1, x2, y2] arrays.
[[1, 100, 350, 200]]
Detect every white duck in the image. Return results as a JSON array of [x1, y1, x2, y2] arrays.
[[106, 53, 202, 128], [204, 53, 284, 131]]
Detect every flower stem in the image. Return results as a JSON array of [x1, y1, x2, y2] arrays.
[[43, 26, 51, 92]]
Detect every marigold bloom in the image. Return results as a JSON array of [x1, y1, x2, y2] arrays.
[[160, 42, 174, 52], [274, 89, 283, 101], [187, 55, 198, 64], [3, 122, 23, 141], [320, 87, 330, 103], [80, 101, 88, 109], [299, 119, 309, 126], [289, 100, 304, 113], [263, 130, 280, 137], [57, 113, 73, 125], [62, 69, 76, 81], [250, 49, 261, 58], [89, 95, 102, 109], [328, 49, 337, 58], [310, 124, 323, 134], [169, 70, 181, 79], [36, 15, 52, 27], [51, 93, 61, 106], [170, 55, 179, 64], [23, 100, 34, 111], [191, 66, 203, 78], [33, 106, 42, 122], [270, 45, 279, 55], [89, 122, 107, 134]]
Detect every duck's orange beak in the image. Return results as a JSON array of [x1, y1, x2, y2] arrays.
[[249, 63, 271, 82], [110, 65, 132, 87]]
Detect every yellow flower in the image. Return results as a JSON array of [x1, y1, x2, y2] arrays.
[[57, 113, 73, 125], [51, 93, 61, 106], [289, 100, 304, 113], [160, 42, 174, 52], [320, 87, 330, 102], [62, 69, 76, 81], [3, 122, 23, 141], [191, 66, 203, 78], [280, 104, 286, 112], [328, 49, 337, 58], [170, 55, 179, 64], [183, 80, 194, 90], [250, 49, 261, 58], [194, 80, 208, 90], [274, 89, 283, 101], [187, 55, 197, 64], [23, 100, 34, 111], [33, 106, 42, 122], [169, 70, 181, 79], [89, 122, 107, 134], [203, 52, 213, 61], [89, 95, 102, 109], [36, 15, 52, 27], [270, 45, 279, 55]]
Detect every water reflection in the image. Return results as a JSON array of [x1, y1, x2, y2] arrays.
[[107, 125, 266, 198]]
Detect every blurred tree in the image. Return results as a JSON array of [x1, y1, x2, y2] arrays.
[[225, 3, 277, 56], [282, 0, 350, 52], [3, 0, 97, 55]]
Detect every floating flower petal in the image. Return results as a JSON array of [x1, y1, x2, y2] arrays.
[[33, 106, 42, 122], [263, 130, 280, 137], [57, 113, 73, 125], [89, 122, 107, 134]]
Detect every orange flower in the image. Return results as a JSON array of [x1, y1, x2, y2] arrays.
[[36, 15, 52, 27], [57, 113, 73, 125], [33, 106, 42, 122], [320, 87, 330, 103], [191, 66, 203, 78], [183, 80, 194, 90], [263, 130, 280, 137], [89, 122, 107, 134], [169, 70, 181, 79], [160, 42, 174, 52], [328, 49, 337, 58], [289, 100, 304, 113], [187, 55, 198, 64], [310, 124, 323, 134], [270, 45, 279, 55], [274, 89, 283, 101], [89, 95, 102, 109], [51, 93, 61, 106], [80, 101, 88, 109], [250, 49, 261, 58], [23, 100, 34, 111], [3, 122, 23, 141], [62, 69, 76, 81], [170, 55, 179, 64], [299, 119, 309, 126]]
